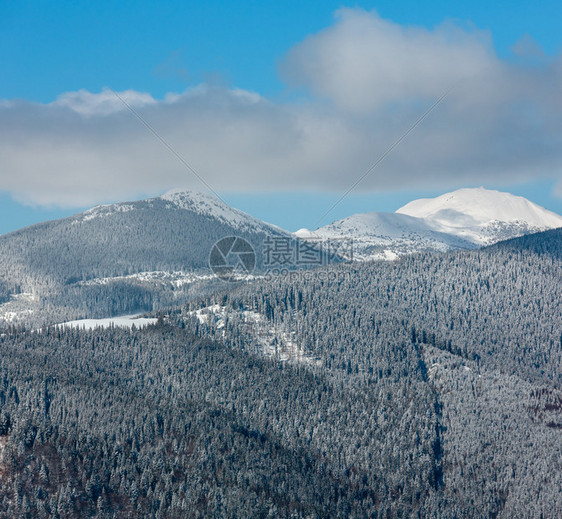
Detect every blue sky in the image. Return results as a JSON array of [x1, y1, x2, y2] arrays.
[[2, 1, 562, 232]]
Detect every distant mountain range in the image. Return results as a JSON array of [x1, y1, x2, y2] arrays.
[[0, 186, 560, 325], [297, 187, 562, 259]]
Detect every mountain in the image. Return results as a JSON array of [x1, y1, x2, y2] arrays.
[[78, 188, 287, 236], [310, 187, 562, 259], [397, 186, 562, 245], [0, 189, 287, 285], [0, 190, 290, 325], [1, 190, 561, 516], [301, 212, 475, 260], [1, 186, 560, 324]]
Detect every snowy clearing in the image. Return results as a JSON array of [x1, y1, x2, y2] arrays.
[[59, 314, 158, 330]]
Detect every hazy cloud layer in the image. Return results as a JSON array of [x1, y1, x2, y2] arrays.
[[1, 8, 562, 207]]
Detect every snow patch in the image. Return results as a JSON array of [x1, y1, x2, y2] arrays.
[[78, 270, 215, 288], [76, 204, 135, 223], [59, 314, 158, 330], [0, 293, 38, 324]]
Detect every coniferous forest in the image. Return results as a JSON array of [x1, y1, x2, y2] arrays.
[[0, 229, 560, 517]]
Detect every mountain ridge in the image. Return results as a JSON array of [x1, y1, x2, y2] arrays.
[[0, 187, 560, 326], [308, 187, 562, 259]]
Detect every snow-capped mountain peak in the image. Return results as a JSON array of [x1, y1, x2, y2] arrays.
[[396, 187, 562, 245], [75, 187, 561, 263], [160, 189, 288, 234], [308, 187, 562, 260], [160, 189, 254, 229], [73, 189, 288, 238], [294, 228, 317, 239]]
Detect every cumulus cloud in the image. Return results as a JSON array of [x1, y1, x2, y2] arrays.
[[1, 8, 562, 207], [281, 9, 501, 112]]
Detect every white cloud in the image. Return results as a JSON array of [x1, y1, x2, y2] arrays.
[[281, 9, 501, 112], [1, 9, 561, 207], [52, 88, 156, 116]]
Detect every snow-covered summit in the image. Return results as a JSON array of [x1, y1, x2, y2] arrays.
[[294, 228, 317, 239], [318, 212, 443, 239], [161, 189, 252, 227], [160, 189, 288, 235], [397, 187, 562, 245], [73, 189, 288, 237], [309, 187, 562, 260], [397, 187, 562, 227]]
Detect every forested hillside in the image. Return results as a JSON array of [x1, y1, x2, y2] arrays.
[[0, 229, 560, 517], [174, 228, 562, 516], [0, 325, 442, 518], [0, 195, 286, 288], [0, 193, 291, 326], [188, 231, 562, 387]]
